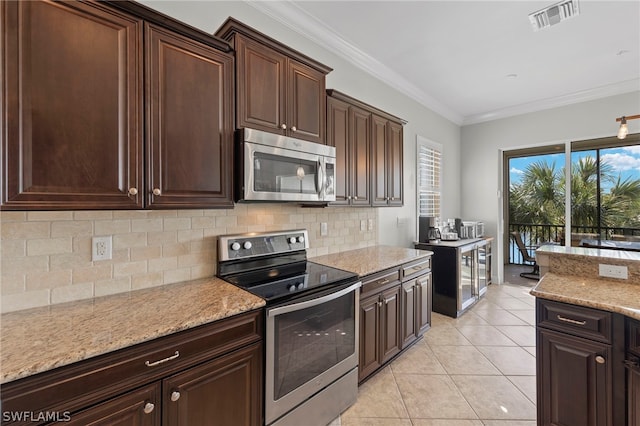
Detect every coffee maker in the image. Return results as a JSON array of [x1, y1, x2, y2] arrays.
[[419, 216, 441, 242]]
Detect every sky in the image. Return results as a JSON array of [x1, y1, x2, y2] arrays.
[[509, 145, 640, 189]]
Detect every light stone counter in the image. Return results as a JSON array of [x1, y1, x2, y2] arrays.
[[0, 277, 265, 383], [532, 245, 640, 320], [531, 272, 640, 320], [311, 245, 433, 277]]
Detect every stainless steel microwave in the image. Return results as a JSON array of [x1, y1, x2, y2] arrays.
[[236, 128, 336, 203]]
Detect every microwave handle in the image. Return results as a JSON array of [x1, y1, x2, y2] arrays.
[[317, 159, 326, 198]]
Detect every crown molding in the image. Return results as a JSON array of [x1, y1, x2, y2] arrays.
[[244, 0, 639, 128], [462, 78, 640, 126], [245, 0, 464, 125]]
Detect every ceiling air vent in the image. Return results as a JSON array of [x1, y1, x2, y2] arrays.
[[529, 0, 580, 31]]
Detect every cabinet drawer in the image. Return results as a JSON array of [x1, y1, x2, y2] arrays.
[[361, 268, 401, 299], [402, 257, 431, 280], [1, 310, 262, 422], [629, 318, 640, 357], [537, 299, 611, 343]]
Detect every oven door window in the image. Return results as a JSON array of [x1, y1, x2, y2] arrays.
[[253, 152, 319, 195], [272, 290, 356, 400]]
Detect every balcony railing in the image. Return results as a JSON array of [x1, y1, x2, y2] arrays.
[[508, 223, 640, 264]]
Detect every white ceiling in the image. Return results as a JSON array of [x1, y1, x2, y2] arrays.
[[248, 0, 640, 125]]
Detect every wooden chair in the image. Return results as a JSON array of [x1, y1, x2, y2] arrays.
[[510, 231, 540, 280]]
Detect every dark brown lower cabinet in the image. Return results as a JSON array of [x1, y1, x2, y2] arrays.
[[59, 384, 160, 426], [538, 328, 612, 426], [163, 343, 261, 426], [536, 298, 627, 426], [629, 363, 640, 426], [1, 310, 263, 426], [358, 280, 401, 383], [401, 272, 432, 348]]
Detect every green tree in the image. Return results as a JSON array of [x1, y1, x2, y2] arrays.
[[510, 156, 640, 231]]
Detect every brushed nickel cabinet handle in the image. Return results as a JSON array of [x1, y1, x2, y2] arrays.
[[595, 356, 606, 364], [145, 351, 179, 367], [152, 188, 161, 196], [378, 278, 390, 286], [171, 391, 181, 402], [143, 402, 155, 414], [128, 187, 138, 196], [556, 315, 586, 326]]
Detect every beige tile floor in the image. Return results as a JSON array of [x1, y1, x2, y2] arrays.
[[334, 277, 538, 426]]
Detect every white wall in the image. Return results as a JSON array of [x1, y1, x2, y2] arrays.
[[141, 0, 461, 248], [460, 91, 640, 281]]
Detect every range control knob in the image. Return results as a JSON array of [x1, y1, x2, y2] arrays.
[[289, 237, 297, 244], [230, 242, 241, 251], [288, 284, 297, 292], [297, 283, 304, 289], [297, 236, 305, 244], [243, 241, 252, 250]]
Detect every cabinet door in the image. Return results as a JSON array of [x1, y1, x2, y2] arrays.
[[350, 106, 371, 206], [146, 24, 234, 208], [327, 96, 350, 205], [164, 342, 263, 426], [386, 120, 403, 206], [629, 364, 640, 426], [401, 281, 417, 348], [288, 61, 325, 144], [60, 383, 160, 426], [235, 35, 286, 135], [358, 294, 380, 382], [1, 0, 143, 209], [380, 286, 401, 363], [538, 328, 612, 426], [416, 273, 432, 336], [370, 114, 388, 206]]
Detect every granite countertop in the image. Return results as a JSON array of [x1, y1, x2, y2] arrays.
[[531, 272, 640, 320], [311, 245, 433, 277], [0, 277, 265, 384]]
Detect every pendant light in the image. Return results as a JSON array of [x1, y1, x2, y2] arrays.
[[615, 114, 640, 139]]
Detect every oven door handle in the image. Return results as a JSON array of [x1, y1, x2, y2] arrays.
[[267, 281, 362, 317]]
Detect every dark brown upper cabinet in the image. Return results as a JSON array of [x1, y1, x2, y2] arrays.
[[326, 92, 370, 206], [1, 0, 234, 210], [326, 90, 405, 208], [372, 114, 404, 207], [145, 24, 234, 209], [1, 0, 144, 210], [216, 18, 332, 145]]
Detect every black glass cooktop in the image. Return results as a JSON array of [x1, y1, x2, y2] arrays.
[[222, 260, 357, 303]]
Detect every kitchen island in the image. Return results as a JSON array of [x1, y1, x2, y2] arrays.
[[531, 245, 640, 426]]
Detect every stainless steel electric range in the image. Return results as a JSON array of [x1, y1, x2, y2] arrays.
[[217, 229, 360, 426]]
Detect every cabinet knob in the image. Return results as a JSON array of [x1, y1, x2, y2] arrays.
[[391, 197, 395, 201], [595, 356, 606, 364], [143, 402, 155, 414], [347, 196, 352, 200], [291, 126, 297, 132], [128, 187, 138, 196], [353, 196, 358, 200], [280, 123, 287, 130], [171, 391, 181, 402], [378, 301, 382, 307], [152, 188, 161, 196]]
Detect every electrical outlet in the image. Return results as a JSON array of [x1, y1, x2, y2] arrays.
[[598, 264, 628, 279], [360, 219, 366, 231], [92, 236, 112, 261], [368, 218, 373, 231], [320, 222, 328, 236]]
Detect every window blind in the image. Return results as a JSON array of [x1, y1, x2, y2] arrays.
[[417, 140, 442, 218]]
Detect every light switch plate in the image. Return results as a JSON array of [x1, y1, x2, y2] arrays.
[[320, 222, 328, 236], [360, 219, 366, 231], [598, 264, 628, 279]]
